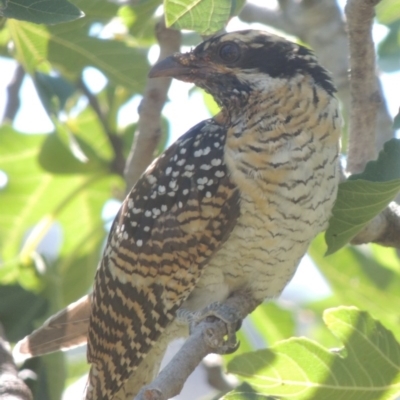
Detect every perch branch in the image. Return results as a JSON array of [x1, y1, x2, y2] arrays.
[[135, 295, 257, 400], [0, 323, 32, 400], [134, 319, 228, 400], [124, 21, 181, 192]]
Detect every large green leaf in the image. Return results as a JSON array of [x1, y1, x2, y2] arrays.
[[0, 0, 83, 24], [7, 19, 149, 91], [164, 0, 232, 34], [56, 174, 124, 305], [0, 127, 116, 282], [223, 382, 275, 399], [0, 285, 47, 342], [66, 105, 114, 162], [38, 132, 106, 174], [309, 235, 400, 342], [34, 72, 76, 115], [325, 138, 400, 254], [376, 0, 400, 25], [250, 302, 295, 346], [227, 307, 400, 400], [72, 0, 119, 22]]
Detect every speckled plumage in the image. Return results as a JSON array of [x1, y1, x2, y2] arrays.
[[15, 30, 341, 400]]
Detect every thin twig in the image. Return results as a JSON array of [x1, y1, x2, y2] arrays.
[[124, 21, 181, 193], [77, 77, 125, 176], [0, 323, 33, 400], [2, 65, 25, 123], [345, 0, 382, 174]]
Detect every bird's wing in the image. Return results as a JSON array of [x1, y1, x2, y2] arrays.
[[87, 119, 240, 399], [13, 294, 91, 360]]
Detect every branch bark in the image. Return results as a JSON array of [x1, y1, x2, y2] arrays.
[[134, 293, 257, 400], [135, 319, 228, 400], [124, 22, 181, 193], [351, 202, 400, 248], [345, 0, 382, 174], [0, 323, 32, 400]]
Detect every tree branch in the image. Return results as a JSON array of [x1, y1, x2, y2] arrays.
[[351, 202, 400, 248], [2, 65, 25, 123], [0, 323, 32, 400], [345, 0, 382, 174], [135, 294, 257, 400], [124, 21, 181, 193], [135, 319, 228, 400], [239, 5, 289, 32]]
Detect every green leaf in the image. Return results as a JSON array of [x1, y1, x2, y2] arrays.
[[164, 0, 232, 35], [72, 0, 118, 22], [309, 235, 400, 342], [124, 0, 162, 42], [7, 19, 149, 91], [325, 138, 400, 254], [34, 72, 76, 114], [0, 285, 47, 342], [349, 138, 400, 182], [66, 105, 114, 162], [0, 127, 114, 268], [250, 302, 295, 345], [0, 0, 84, 24], [376, 0, 400, 25], [227, 307, 400, 400], [223, 382, 276, 399], [38, 132, 106, 174], [200, 88, 221, 116]]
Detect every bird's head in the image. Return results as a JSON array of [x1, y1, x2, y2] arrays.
[[149, 30, 335, 111]]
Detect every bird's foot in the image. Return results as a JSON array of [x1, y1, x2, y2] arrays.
[[177, 302, 242, 354]]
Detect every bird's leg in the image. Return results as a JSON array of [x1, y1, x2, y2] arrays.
[[177, 291, 259, 354]]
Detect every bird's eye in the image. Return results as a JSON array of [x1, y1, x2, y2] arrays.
[[218, 42, 240, 63]]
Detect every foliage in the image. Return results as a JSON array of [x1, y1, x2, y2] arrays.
[[325, 138, 400, 254], [0, 0, 399, 399], [226, 307, 400, 400]]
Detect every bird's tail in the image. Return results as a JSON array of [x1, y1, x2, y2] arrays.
[[13, 294, 91, 361], [87, 321, 185, 400]]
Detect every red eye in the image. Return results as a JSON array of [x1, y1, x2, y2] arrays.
[[218, 42, 241, 63]]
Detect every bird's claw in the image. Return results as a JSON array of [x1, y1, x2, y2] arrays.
[[190, 302, 242, 354]]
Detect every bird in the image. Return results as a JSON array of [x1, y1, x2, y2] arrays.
[[14, 29, 341, 399]]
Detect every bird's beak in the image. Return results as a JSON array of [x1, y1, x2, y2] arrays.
[[149, 53, 218, 82], [148, 54, 191, 79]]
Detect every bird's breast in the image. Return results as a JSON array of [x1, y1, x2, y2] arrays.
[[184, 89, 340, 311]]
